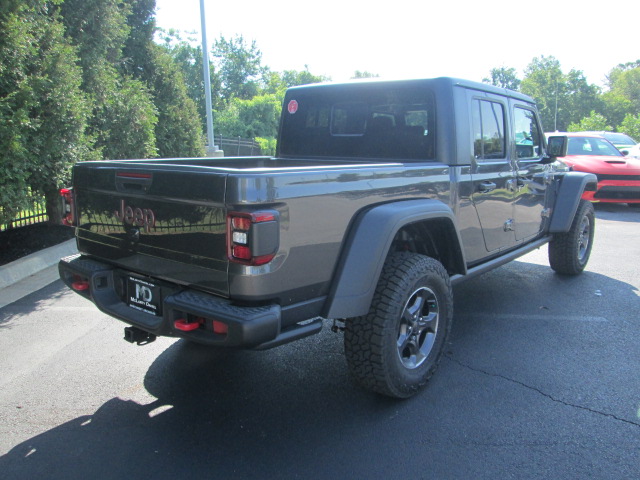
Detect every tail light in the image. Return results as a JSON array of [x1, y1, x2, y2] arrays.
[[60, 188, 76, 226], [227, 211, 279, 265]]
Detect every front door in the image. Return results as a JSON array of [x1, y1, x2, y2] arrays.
[[512, 106, 547, 241]]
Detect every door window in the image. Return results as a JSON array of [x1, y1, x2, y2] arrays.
[[472, 99, 506, 160], [513, 107, 542, 159]]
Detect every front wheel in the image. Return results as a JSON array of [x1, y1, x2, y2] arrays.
[[344, 252, 453, 398], [548, 199, 595, 275]]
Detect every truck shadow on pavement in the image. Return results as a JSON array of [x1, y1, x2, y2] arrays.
[[0, 319, 405, 479], [1, 260, 638, 480]]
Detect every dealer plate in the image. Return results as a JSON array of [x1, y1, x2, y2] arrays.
[[127, 276, 162, 316]]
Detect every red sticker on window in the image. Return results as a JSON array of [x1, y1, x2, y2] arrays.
[[288, 100, 298, 114]]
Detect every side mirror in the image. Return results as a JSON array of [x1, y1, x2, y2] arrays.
[[620, 149, 629, 156], [547, 135, 568, 158]]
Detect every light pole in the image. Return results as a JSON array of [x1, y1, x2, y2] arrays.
[[200, 0, 222, 156]]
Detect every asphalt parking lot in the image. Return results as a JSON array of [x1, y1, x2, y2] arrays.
[[0, 203, 638, 479]]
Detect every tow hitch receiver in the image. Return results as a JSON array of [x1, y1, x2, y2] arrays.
[[124, 326, 156, 345]]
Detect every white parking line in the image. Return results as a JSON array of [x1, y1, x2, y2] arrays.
[[456, 313, 608, 322]]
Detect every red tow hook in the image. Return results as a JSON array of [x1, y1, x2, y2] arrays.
[[71, 276, 89, 292], [174, 318, 200, 332]]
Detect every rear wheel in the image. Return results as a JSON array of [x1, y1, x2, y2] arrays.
[[548, 199, 595, 275], [344, 252, 453, 398]]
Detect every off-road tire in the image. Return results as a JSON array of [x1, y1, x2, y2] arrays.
[[344, 252, 453, 398], [548, 199, 595, 275]]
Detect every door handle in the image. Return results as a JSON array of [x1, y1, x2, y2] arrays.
[[478, 181, 497, 193]]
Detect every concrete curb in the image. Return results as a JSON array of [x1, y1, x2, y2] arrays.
[[0, 239, 77, 290]]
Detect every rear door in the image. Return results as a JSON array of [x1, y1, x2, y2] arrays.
[[469, 94, 517, 252]]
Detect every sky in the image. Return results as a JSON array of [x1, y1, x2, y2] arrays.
[[154, 0, 639, 87]]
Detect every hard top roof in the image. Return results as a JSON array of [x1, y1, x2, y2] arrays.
[[286, 77, 535, 104]]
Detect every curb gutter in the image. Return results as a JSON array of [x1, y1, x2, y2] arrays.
[[0, 239, 77, 291]]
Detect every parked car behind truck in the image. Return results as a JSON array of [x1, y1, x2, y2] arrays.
[[59, 78, 597, 398], [580, 131, 637, 152], [546, 132, 640, 206]]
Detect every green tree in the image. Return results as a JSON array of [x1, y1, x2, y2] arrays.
[[602, 62, 640, 127], [520, 56, 600, 132], [162, 30, 328, 150], [158, 28, 222, 133], [216, 94, 281, 139], [605, 60, 640, 89], [60, 0, 131, 71], [568, 111, 612, 132], [213, 35, 266, 103], [62, 0, 203, 159], [619, 113, 640, 141], [90, 67, 158, 159], [520, 56, 565, 131], [562, 69, 602, 129], [215, 66, 326, 149], [282, 68, 328, 86], [122, 0, 156, 72], [60, 0, 158, 159], [0, 1, 94, 224], [145, 44, 205, 157], [483, 67, 521, 90], [601, 91, 632, 129], [264, 67, 328, 96], [255, 137, 277, 156], [121, 3, 205, 157], [0, 2, 34, 223]]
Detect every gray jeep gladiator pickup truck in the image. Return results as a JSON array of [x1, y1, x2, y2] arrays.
[[59, 77, 597, 398]]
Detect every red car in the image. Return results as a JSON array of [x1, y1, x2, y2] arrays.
[[551, 133, 640, 207]]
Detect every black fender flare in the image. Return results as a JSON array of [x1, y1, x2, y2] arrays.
[[322, 199, 465, 319], [549, 172, 597, 233]]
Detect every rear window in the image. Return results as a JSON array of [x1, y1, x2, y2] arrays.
[[279, 85, 435, 160], [603, 132, 637, 146]]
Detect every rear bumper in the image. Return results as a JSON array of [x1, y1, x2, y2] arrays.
[[58, 254, 309, 348]]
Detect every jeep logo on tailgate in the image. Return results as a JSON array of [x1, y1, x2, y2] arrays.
[[114, 200, 156, 233]]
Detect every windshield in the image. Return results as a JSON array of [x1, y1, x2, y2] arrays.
[[567, 137, 623, 157], [279, 85, 435, 160]]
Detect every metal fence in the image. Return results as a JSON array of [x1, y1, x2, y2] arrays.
[[216, 135, 262, 156], [0, 192, 48, 231]]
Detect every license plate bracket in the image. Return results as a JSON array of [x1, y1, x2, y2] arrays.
[[127, 276, 162, 316]]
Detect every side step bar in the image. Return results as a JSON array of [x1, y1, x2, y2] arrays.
[[451, 236, 551, 286], [254, 318, 323, 350]]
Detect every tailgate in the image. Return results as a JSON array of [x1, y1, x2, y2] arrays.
[[73, 163, 229, 296]]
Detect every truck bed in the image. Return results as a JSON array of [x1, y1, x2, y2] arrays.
[[71, 156, 450, 305]]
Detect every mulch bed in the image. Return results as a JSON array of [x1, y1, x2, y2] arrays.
[[0, 224, 75, 267]]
